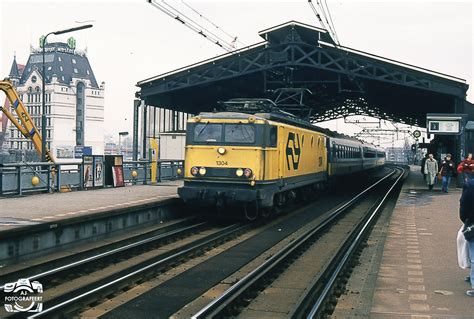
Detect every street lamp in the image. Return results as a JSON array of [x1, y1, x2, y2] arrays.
[[41, 24, 93, 162], [119, 131, 129, 156]]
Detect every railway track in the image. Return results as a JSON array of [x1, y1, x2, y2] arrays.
[[0, 217, 203, 284], [0, 168, 401, 318], [191, 167, 406, 318], [0, 218, 251, 318]]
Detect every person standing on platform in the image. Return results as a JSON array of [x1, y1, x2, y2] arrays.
[[439, 154, 455, 193], [459, 178, 474, 296], [424, 153, 438, 191], [458, 153, 474, 183], [421, 153, 429, 181]]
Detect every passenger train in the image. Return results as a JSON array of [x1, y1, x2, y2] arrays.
[[178, 99, 385, 220]]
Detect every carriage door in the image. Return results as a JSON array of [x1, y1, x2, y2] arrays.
[[278, 126, 285, 180]]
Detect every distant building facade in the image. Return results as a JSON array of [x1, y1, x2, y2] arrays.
[[5, 39, 104, 160], [386, 147, 412, 164]]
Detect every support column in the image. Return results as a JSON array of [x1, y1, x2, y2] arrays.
[[153, 107, 157, 139], [161, 108, 166, 133], [456, 97, 466, 188], [141, 104, 148, 160], [132, 99, 140, 161]]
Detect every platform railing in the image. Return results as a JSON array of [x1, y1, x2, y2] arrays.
[[0, 159, 184, 196], [157, 159, 184, 183], [0, 162, 56, 195]]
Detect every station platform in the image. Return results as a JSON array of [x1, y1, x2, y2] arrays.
[[0, 180, 182, 233], [368, 166, 471, 318]]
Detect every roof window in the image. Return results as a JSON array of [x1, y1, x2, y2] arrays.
[[72, 58, 76, 64]]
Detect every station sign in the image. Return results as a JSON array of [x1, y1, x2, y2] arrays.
[[428, 120, 459, 134], [426, 114, 465, 135], [74, 146, 92, 159]]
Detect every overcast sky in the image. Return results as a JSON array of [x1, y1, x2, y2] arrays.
[[1, 0, 472, 141]]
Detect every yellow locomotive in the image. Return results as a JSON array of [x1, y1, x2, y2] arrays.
[[178, 99, 384, 219]]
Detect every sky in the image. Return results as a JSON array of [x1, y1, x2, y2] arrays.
[[1, 0, 472, 144]]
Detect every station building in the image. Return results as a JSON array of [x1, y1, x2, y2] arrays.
[[4, 39, 105, 160]]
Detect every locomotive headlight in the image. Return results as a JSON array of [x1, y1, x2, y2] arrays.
[[199, 167, 207, 176], [217, 147, 226, 155], [236, 168, 244, 177], [243, 168, 253, 178], [190, 166, 199, 176]]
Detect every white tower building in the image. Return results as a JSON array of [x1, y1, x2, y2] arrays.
[[6, 39, 105, 161]]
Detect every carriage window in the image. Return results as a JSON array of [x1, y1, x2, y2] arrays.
[[269, 126, 277, 147], [194, 123, 222, 142], [224, 124, 255, 143]]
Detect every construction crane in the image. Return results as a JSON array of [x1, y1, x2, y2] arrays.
[[0, 78, 55, 165]]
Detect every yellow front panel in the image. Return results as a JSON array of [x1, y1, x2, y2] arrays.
[[183, 115, 329, 183], [184, 145, 263, 180]]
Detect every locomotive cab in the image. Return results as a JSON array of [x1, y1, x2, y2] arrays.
[[178, 113, 278, 219]]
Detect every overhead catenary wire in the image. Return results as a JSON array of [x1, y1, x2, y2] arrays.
[[308, 0, 340, 45], [317, 0, 339, 44], [159, 0, 235, 51], [322, 0, 339, 43], [307, 1, 331, 35], [148, 0, 235, 52], [181, 0, 244, 48], [310, 0, 338, 45]]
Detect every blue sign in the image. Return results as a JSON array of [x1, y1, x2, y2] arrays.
[[74, 146, 92, 159]]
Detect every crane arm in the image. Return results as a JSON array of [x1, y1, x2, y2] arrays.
[[0, 79, 55, 164]]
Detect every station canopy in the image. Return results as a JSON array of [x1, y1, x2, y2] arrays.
[[136, 21, 470, 127]]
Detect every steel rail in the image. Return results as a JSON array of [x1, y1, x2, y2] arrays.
[[192, 168, 398, 319], [0, 218, 206, 290], [301, 168, 405, 318], [28, 222, 249, 318]]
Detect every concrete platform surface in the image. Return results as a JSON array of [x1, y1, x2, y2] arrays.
[[0, 181, 182, 232], [370, 166, 472, 318]]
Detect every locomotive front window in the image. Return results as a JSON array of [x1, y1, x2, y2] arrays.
[[194, 123, 223, 142], [224, 124, 255, 143]]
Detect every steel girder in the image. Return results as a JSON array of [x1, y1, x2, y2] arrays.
[[137, 22, 468, 128], [138, 41, 467, 99]]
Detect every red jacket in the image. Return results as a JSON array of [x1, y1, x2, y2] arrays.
[[457, 159, 474, 174]]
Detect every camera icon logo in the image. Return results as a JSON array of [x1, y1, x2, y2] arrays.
[[3, 278, 43, 313]]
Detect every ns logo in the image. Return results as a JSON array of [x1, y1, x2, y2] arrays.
[[286, 132, 301, 170]]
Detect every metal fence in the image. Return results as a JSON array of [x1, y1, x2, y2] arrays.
[[0, 159, 184, 196]]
